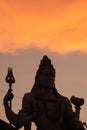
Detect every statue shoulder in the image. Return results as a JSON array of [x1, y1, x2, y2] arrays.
[[23, 92, 33, 99], [57, 93, 71, 105], [22, 92, 34, 105]]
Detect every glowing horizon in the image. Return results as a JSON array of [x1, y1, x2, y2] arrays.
[[0, 0, 87, 54]]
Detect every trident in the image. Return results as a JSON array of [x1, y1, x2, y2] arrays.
[[5, 67, 15, 110]]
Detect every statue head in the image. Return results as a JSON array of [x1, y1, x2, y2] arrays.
[[35, 55, 55, 88], [31, 55, 58, 98]]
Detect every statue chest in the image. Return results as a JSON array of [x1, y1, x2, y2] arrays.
[[44, 100, 61, 120], [35, 95, 64, 121]]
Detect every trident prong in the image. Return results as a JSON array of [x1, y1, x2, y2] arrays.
[[5, 67, 15, 90]]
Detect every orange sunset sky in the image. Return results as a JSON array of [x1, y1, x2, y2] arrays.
[[0, 0, 87, 54], [0, 1, 87, 130]]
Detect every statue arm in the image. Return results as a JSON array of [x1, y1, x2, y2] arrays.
[[3, 91, 32, 129], [64, 97, 85, 130], [3, 89, 19, 127]]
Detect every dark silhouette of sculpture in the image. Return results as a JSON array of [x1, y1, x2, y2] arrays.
[[3, 55, 85, 130], [71, 96, 84, 120], [5, 67, 15, 125], [83, 122, 87, 130], [0, 119, 18, 130]]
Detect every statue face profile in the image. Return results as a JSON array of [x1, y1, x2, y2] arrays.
[[39, 68, 55, 88]]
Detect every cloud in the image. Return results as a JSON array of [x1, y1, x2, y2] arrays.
[[0, 0, 87, 54], [48, 19, 87, 53]]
